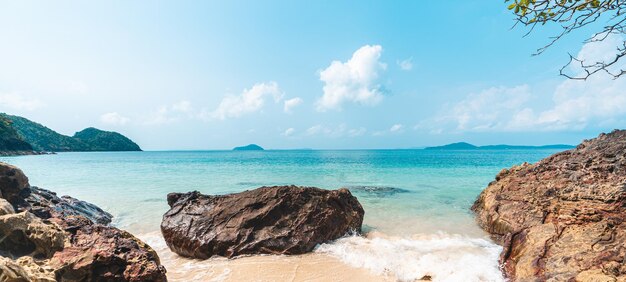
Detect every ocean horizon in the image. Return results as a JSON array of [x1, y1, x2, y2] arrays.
[[0, 148, 566, 281]]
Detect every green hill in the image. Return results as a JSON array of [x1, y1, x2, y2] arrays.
[[73, 127, 141, 151], [0, 115, 33, 152], [4, 114, 89, 151], [0, 114, 141, 152]]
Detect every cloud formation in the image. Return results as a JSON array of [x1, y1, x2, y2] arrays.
[[428, 34, 626, 133], [397, 58, 413, 71], [0, 92, 44, 111], [100, 112, 130, 125], [144, 100, 195, 125], [211, 82, 283, 120], [283, 97, 303, 114], [283, 127, 295, 136], [389, 124, 404, 133], [316, 45, 386, 111], [304, 124, 366, 138], [436, 85, 532, 131]]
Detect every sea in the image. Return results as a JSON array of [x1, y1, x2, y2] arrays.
[[0, 149, 564, 282]]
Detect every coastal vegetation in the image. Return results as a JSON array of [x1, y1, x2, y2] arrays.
[[506, 0, 626, 79], [0, 113, 141, 153], [0, 115, 33, 152]]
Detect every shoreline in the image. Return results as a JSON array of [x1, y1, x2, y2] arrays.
[[137, 229, 503, 282], [0, 150, 54, 156]]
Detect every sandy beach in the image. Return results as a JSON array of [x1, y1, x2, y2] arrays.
[[141, 233, 395, 282]]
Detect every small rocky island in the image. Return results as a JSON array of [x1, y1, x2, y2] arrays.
[[0, 163, 166, 281], [472, 130, 626, 281], [232, 144, 264, 151], [161, 186, 364, 258]]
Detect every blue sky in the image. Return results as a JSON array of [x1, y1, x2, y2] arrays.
[[1, 1, 624, 149]]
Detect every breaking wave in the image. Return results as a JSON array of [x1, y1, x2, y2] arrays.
[[315, 232, 504, 282]]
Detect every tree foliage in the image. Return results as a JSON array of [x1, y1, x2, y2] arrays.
[[0, 115, 33, 151], [506, 0, 626, 79]]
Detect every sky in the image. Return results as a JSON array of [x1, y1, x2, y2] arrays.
[[1, 1, 625, 150]]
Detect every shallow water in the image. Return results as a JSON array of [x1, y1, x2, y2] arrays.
[[0, 149, 562, 281]]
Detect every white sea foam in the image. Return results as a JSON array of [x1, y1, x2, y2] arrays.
[[315, 232, 505, 282], [139, 231, 504, 282]]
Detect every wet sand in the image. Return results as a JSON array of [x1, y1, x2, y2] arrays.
[[140, 233, 394, 281]]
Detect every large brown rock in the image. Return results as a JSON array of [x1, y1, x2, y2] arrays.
[[0, 211, 66, 259], [0, 163, 28, 205], [50, 222, 167, 282], [161, 185, 365, 258], [472, 130, 626, 281], [0, 199, 13, 216], [0, 162, 167, 282], [0, 256, 56, 282]]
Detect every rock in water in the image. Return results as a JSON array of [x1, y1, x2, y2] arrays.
[[161, 185, 364, 258], [472, 130, 626, 281]]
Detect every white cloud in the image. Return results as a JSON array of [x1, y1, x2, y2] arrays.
[[437, 85, 532, 132], [568, 33, 626, 76], [372, 130, 386, 137], [283, 127, 295, 136], [304, 124, 364, 138], [171, 100, 193, 113], [433, 38, 626, 133], [390, 124, 404, 133], [397, 58, 413, 71], [283, 97, 303, 114], [430, 36, 626, 133], [348, 127, 367, 137], [0, 92, 44, 111], [211, 82, 283, 120], [305, 124, 327, 136], [144, 100, 194, 125], [100, 112, 130, 125], [316, 45, 386, 111]]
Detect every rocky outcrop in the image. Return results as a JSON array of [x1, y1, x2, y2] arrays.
[[472, 130, 626, 281], [50, 223, 167, 281], [17, 186, 113, 225], [0, 199, 12, 216], [0, 212, 66, 259], [0, 162, 167, 281], [161, 185, 364, 259], [0, 163, 29, 205]]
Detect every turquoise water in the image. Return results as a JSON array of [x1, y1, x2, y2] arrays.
[[0, 149, 561, 281]]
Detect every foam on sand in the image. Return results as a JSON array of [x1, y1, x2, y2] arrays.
[[315, 232, 504, 282]]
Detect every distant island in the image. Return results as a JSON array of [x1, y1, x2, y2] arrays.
[[233, 144, 264, 151], [424, 142, 575, 150], [0, 113, 141, 154]]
